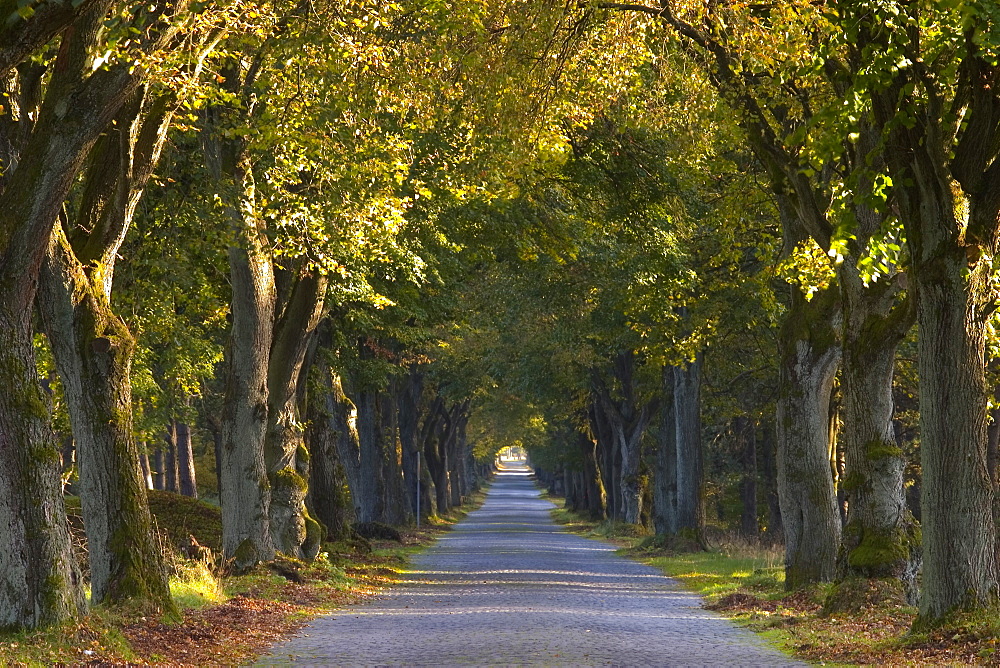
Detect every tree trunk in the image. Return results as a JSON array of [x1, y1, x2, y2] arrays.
[[736, 416, 757, 540], [654, 366, 677, 536], [912, 254, 996, 621], [218, 232, 276, 569], [205, 59, 276, 571], [305, 362, 352, 542], [428, 403, 453, 514], [777, 287, 842, 589], [139, 447, 153, 490], [592, 403, 618, 520], [579, 430, 606, 520], [448, 408, 469, 508], [164, 424, 179, 493], [176, 422, 197, 499], [38, 216, 172, 610], [264, 271, 326, 559], [0, 0, 214, 626], [321, 364, 375, 525], [0, 310, 87, 628], [356, 388, 387, 524], [152, 448, 165, 491], [834, 263, 918, 598], [379, 387, 411, 526], [675, 355, 703, 535], [398, 368, 424, 520], [593, 354, 658, 525]]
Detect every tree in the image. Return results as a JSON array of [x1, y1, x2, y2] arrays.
[[0, 0, 230, 626], [834, 0, 1000, 622]]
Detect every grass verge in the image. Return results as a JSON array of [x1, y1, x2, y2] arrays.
[[0, 483, 490, 666], [546, 494, 1000, 666]]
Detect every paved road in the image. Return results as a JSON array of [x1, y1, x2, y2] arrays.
[[259, 468, 802, 666]]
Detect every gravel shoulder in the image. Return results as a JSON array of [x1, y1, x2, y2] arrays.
[[257, 468, 804, 666]]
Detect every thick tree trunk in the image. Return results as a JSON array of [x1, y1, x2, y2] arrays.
[[0, 310, 87, 628], [205, 60, 276, 571], [356, 388, 387, 524], [675, 356, 703, 535], [913, 255, 997, 621], [379, 388, 411, 526], [38, 225, 171, 609], [36, 76, 178, 609], [448, 408, 470, 508], [321, 365, 375, 525], [615, 420, 642, 524], [176, 422, 197, 499], [834, 264, 918, 599], [777, 287, 842, 589], [428, 404, 453, 514], [593, 354, 658, 525], [579, 431, 606, 520], [0, 1, 207, 626], [398, 369, 424, 519], [736, 416, 758, 540], [305, 363, 352, 542], [592, 404, 618, 520], [264, 271, 326, 559], [218, 233, 276, 569], [0, 1, 206, 625], [152, 448, 165, 491], [164, 425, 179, 493], [654, 366, 677, 536]]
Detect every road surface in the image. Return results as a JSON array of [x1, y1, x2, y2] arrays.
[[258, 467, 802, 666]]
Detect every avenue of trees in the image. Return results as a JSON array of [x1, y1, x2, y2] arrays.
[[3, 0, 1000, 634]]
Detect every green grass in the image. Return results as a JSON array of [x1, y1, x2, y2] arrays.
[[0, 607, 140, 666], [170, 559, 226, 610], [644, 550, 785, 601]]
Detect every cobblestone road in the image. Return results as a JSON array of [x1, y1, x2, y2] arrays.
[[258, 468, 803, 666]]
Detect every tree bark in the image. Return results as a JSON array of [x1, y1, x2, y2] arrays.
[[176, 422, 197, 499], [356, 387, 387, 524], [305, 361, 352, 542], [591, 401, 618, 520], [152, 448, 165, 491], [578, 430, 606, 520], [397, 368, 424, 519], [654, 365, 677, 536], [0, 309, 87, 628], [777, 286, 842, 589], [427, 401, 454, 514], [264, 271, 326, 559], [834, 262, 918, 596], [0, 1, 168, 626], [912, 255, 996, 620], [379, 386, 412, 526], [38, 227, 172, 608], [217, 223, 276, 569], [593, 352, 658, 525], [320, 363, 376, 525], [674, 355, 703, 535], [35, 82, 176, 609], [164, 423, 179, 494]]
